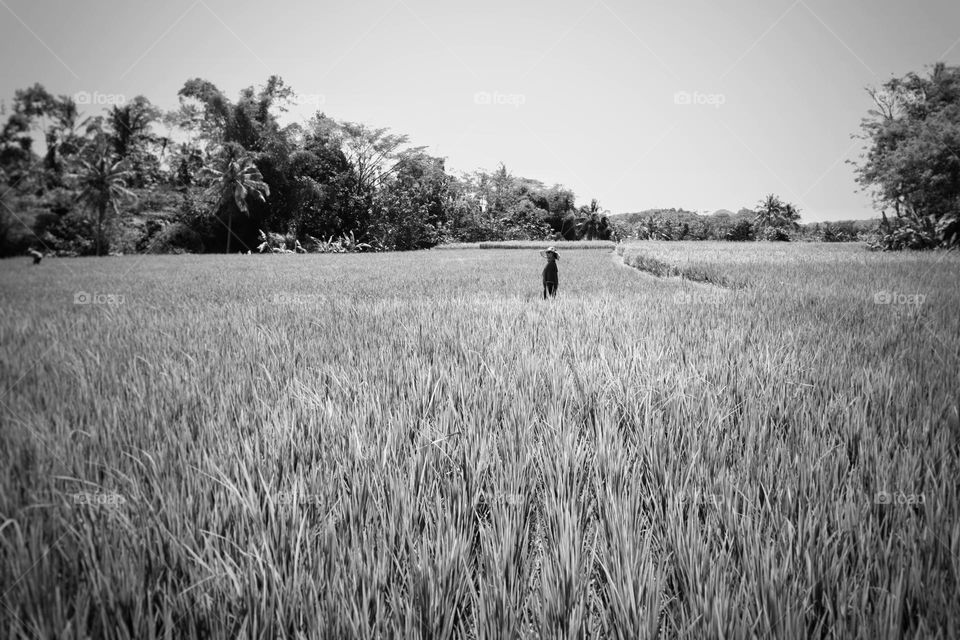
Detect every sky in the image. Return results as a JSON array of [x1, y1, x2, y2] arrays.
[[2, 0, 959, 221]]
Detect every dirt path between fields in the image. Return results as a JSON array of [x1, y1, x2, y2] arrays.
[[610, 249, 726, 291]]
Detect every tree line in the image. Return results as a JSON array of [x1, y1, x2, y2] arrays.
[[0, 76, 614, 257], [1, 62, 957, 257], [612, 196, 793, 242], [610, 200, 873, 243]]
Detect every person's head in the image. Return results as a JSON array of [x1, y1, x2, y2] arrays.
[[542, 247, 559, 261]]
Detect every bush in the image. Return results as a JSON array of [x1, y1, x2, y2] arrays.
[[759, 227, 791, 242], [132, 219, 164, 253], [147, 222, 205, 254], [724, 220, 755, 241], [36, 211, 97, 256], [821, 223, 857, 243], [132, 187, 183, 216], [110, 222, 147, 255], [869, 211, 958, 250], [0, 201, 34, 258], [173, 188, 222, 250]]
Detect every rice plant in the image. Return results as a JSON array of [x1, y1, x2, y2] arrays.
[[0, 244, 957, 638]]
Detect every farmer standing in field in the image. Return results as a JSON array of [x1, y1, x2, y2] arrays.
[[541, 246, 559, 299]]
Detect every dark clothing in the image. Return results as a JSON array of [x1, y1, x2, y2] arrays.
[[542, 260, 558, 284], [542, 259, 558, 299]]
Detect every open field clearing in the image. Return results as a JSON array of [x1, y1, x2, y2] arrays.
[[1, 244, 959, 638], [616, 241, 960, 291]]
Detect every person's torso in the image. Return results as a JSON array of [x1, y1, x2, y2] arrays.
[[542, 261, 558, 282]]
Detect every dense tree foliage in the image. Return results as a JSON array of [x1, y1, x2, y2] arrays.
[[0, 76, 615, 256], [853, 62, 960, 249]]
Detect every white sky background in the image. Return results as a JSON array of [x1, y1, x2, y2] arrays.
[[2, 0, 959, 221]]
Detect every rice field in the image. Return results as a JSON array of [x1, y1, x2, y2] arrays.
[[1, 242, 958, 638]]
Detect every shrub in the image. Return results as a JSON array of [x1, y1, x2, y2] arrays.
[[147, 222, 205, 254], [36, 211, 98, 256], [724, 220, 755, 241], [0, 199, 33, 257], [132, 187, 183, 216], [759, 226, 791, 242], [820, 222, 860, 242], [868, 210, 959, 250], [173, 188, 221, 250], [110, 222, 147, 255]]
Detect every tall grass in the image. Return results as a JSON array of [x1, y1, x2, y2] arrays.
[[0, 245, 957, 638]]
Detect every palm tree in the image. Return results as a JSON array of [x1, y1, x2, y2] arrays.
[[204, 144, 270, 253], [577, 199, 612, 240], [44, 104, 92, 188], [75, 155, 134, 256], [755, 194, 800, 230]]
